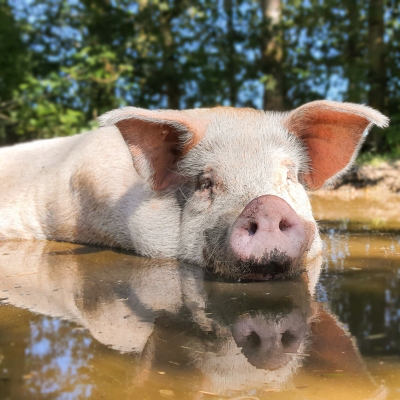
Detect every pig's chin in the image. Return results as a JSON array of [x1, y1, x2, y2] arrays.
[[204, 248, 304, 282]]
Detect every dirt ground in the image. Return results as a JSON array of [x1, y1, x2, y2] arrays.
[[317, 161, 400, 196]]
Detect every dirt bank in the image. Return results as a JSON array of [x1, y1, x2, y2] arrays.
[[316, 161, 400, 197], [311, 160, 400, 225]]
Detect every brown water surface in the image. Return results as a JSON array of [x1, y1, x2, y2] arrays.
[[0, 194, 399, 400]]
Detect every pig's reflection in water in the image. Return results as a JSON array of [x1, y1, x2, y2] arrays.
[[231, 304, 308, 371], [76, 257, 312, 390], [0, 241, 375, 396], [175, 266, 313, 392]]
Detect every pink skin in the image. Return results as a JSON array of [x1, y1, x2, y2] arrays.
[[229, 195, 309, 264]]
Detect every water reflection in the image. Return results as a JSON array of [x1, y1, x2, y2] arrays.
[[0, 239, 389, 398], [320, 222, 400, 356], [25, 318, 93, 399]]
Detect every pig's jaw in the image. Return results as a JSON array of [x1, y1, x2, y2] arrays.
[[234, 251, 304, 281], [203, 247, 306, 281]]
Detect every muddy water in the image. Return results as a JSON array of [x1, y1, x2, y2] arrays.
[[0, 196, 399, 400]]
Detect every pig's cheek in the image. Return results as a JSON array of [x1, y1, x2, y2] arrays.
[[273, 179, 299, 210], [307, 233, 323, 259], [285, 181, 314, 220], [189, 196, 213, 215], [194, 187, 216, 205], [303, 237, 323, 294], [282, 181, 320, 255]]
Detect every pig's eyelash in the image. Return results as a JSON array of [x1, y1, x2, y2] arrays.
[[167, 166, 188, 179], [199, 178, 213, 191], [178, 188, 189, 201], [175, 163, 189, 178]]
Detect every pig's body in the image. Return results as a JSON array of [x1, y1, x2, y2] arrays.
[[0, 127, 181, 257], [0, 102, 388, 280]]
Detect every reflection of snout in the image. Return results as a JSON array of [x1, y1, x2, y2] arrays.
[[231, 310, 307, 371], [229, 195, 311, 278]]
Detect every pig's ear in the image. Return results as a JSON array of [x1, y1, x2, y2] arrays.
[[283, 101, 389, 189], [98, 108, 209, 190]]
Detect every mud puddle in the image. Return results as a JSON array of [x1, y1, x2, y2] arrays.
[[0, 195, 399, 399]]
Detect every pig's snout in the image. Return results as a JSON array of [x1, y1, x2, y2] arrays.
[[231, 311, 307, 370], [229, 195, 309, 278]]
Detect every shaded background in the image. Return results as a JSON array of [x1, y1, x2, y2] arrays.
[[0, 0, 399, 154]]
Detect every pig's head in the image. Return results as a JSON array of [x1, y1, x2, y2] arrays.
[[99, 101, 388, 280]]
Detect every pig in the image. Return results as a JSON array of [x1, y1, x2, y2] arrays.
[[0, 101, 388, 280]]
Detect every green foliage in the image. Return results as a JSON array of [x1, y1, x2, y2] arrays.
[[0, 0, 399, 153], [12, 74, 94, 139]]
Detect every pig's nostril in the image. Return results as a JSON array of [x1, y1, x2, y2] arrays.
[[246, 331, 261, 348], [248, 222, 258, 236], [281, 330, 297, 348], [279, 219, 291, 232]]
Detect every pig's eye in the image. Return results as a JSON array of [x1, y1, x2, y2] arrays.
[[197, 171, 220, 196], [199, 178, 213, 192]]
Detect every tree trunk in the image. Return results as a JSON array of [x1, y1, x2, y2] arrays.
[[224, 0, 239, 106], [159, 2, 182, 109], [365, 0, 386, 151], [345, 1, 363, 104], [260, 0, 285, 111]]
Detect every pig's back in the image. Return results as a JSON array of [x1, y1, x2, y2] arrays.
[[0, 126, 143, 245]]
